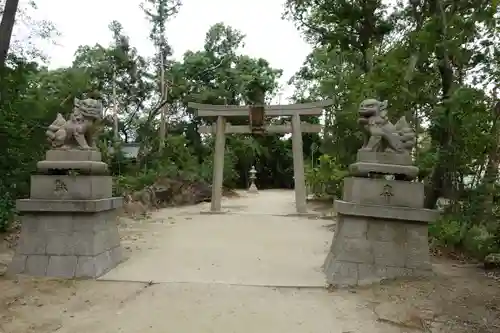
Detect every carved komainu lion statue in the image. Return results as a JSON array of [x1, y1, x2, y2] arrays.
[[46, 98, 103, 150], [357, 98, 416, 154]]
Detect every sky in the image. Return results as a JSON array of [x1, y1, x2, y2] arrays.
[[20, 0, 313, 103]]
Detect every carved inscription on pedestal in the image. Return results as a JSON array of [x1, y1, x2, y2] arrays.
[[54, 179, 68, 197], [380, 184, 394, 204]]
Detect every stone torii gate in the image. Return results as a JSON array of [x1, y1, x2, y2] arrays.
[[188, 99, 333, 214]]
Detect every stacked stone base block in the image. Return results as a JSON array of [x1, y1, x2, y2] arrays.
[[324, 199, 437, 287], [248, 183, 258, 193], [9, 247, 122, 279], [8, 205, 122, 278], [36, 149, 108, 174]]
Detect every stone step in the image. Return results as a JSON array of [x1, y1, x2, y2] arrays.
[[349, 162, 419, 179], [356, 151, 413, 166], [334, 200, 438, 223], [17, 197, 122, 213], [45, 149, 102, 161], [36, 160, 108, 175]]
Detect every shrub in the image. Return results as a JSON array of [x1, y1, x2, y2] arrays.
[[112, 134, 239, 196], [305, 154, 348, 199], [429, 198, 500, 260], [463, 225, 499, 259], [429, 216, 464, 247], [0, 192, 15, 232]]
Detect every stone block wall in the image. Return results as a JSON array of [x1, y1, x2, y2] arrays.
[[324, 215, 431, 286], [10, 210, 122, 278], [324, 176, 438, 287]]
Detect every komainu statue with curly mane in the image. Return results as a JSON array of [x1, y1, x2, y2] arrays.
[[357, 98, 416, 154], [323, 98, 438, 289], [46, 98, 103, 150]]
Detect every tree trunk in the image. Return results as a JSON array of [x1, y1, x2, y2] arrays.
[[423, 56, 454, 208], [0, 0, 20, 69], [424, 0, 455, 209], [158, 50, 166, 153]]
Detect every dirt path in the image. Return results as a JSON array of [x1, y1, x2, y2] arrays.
[[101, 190, 329, 286], [0, 190, 499, 333]]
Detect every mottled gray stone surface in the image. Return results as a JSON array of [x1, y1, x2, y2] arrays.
[[349, 162, 419, 179], [324, 214, 433, 286], [45, 149, 102, 162], [36, 160, 108, 174], [16, 197, 122, 213], [30, 175, 112, 200], [325, 186, 436, 287], [46, 98, 103, 150], [356, 151, 412, 166], [357, 99, 416, 154], [8, 208, 123, 279], [10, 246, 122, 278], [342, 177, 424, 208], [334, 200, 438, 223]]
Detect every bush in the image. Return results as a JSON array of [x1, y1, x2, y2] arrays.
[[429, 216, 464, 248], [199, 150, 239, 187], [463, 225, 499, 259], [429, 198, 500, 260], [113, 134, 239, 197], [0, 192, 15, 232], [305, 154, 348, 199], [0, 61, 53, 231]]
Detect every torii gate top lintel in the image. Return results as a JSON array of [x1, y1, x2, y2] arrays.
[[188, 99, 333, 117]]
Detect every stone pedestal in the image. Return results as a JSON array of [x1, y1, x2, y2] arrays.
[[8, 150, 123, 279], [248, 182, 258, 193], [324, 151, 439, 287]]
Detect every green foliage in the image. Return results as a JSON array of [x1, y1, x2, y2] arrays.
[[430, 214, 500, 260], [0, 194, 15, 232], [0, 14, 304, 231], [288, 0, 500, 258], [115, 135, 203, 193], [141, 0, 181, 52], [305, 154, 348, 199], [199, 150, 239, 187], [7, 0, 500, 266], [463, 225, 499, 259], [429, 216, 464, 248], [0, 59, 57, 230]]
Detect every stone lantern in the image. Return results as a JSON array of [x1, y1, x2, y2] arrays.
[[248, 166, 258, 193]]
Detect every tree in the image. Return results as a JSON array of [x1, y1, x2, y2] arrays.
[[0, 0, 20, 69], [141, 0, 182, 152], [72, 21, 154, 144], [287, 0, 500, 257], [0, 0, 58, 68], [0, 13, 296, 232]]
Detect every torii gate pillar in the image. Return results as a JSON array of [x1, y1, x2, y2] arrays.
[[211, 116, 226, 212], [291, 113, 307, 213]]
